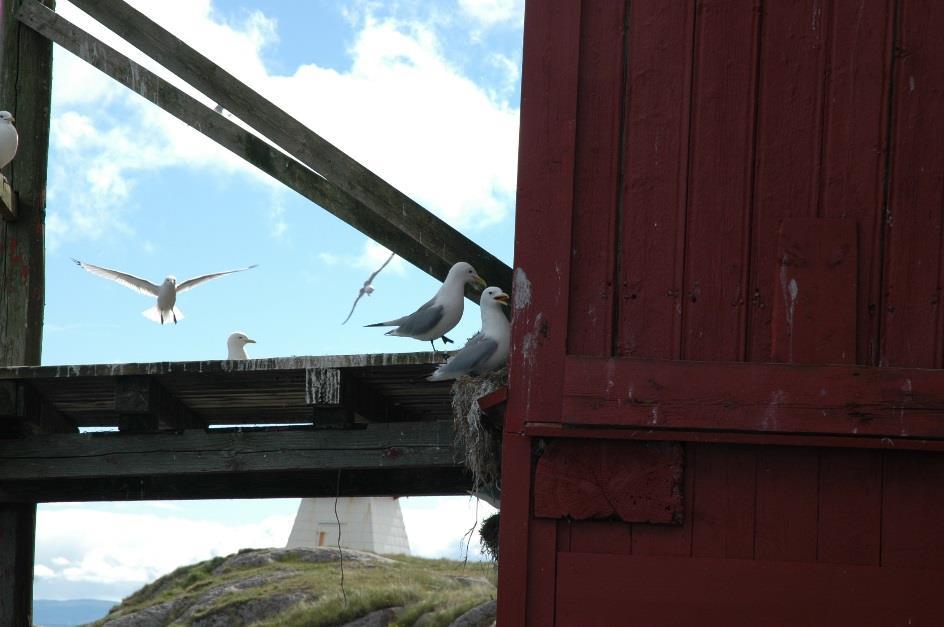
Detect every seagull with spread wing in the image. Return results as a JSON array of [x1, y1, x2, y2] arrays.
[[342, 251, 395, 325], [365, 261, 486, 352], [427, 286, 510, 381], [72, 259, 257, 324]]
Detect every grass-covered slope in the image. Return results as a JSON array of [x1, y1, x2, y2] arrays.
[[88, 547, 496, 627]]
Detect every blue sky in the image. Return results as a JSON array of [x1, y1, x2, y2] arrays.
[[35, 0, 521, 601]]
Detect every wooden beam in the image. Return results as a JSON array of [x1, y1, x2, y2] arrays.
[[0, 421, 469, 501], [563, 355, 944, 440], [0, 0, 54, 624], [22, 0, 512, 294], [114, 376, 205, 431], [14, 0, 467, 288]]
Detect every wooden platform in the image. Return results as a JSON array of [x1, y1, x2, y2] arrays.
[[0, 352, 472, 502]]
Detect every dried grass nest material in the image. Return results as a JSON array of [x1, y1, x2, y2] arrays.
[[450, 367, 507, 496]]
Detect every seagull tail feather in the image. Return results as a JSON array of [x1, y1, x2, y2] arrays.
[[141, 306, 185, 323]]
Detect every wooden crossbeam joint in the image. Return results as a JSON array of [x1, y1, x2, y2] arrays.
[[346, 373, 412, 423], [0, 382, 75, 436], [305, 368, 354, 428], [115, 376, 204, 432]]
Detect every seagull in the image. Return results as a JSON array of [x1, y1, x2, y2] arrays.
[[342, 251, 395, 325], [427, 287, 510, 381], [72, 259, 258, 324], [0, 111, 17, 169], [226, 331, 256, 360], [365, 261, 486, 352]]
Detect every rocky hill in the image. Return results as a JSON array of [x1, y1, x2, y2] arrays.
[[88, 547, 496, 627]]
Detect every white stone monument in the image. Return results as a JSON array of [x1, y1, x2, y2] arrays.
[[286, 497, 411, 555]]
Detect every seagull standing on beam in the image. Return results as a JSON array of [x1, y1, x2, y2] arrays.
[[342, 251, 395, 325], [365, 261, 486, 352], [72, 259, 257, 324]]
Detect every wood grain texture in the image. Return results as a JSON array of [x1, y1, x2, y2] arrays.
[[556, 552, 944, 626], [566, 0, 626, 356], [881, 451, 944, 569], [880, 0, 944, 368], [534, 439, 683, 523], [817, 448, 882, 565], [616, 0, 694, 359], [61, 0, 511, 292], [563, 355, 944, 440], [691, 443, 756, 559], [0, 1, 54, 624]]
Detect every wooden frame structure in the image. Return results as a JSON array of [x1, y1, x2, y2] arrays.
[[0, 1, 509, 624]]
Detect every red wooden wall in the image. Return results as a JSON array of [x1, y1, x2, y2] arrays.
[[500, 0, 944, 624]]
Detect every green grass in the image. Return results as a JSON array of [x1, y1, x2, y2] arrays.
[[92, 549, 496, 627]]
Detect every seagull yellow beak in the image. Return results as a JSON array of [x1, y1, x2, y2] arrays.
[[246, 338, 256, 343], [473, 274, 487, 290], [495, 292, 510, 306]]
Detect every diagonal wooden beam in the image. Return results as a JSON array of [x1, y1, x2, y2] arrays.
[[35, 0, 513, 292], [16, 0, 463, 289]]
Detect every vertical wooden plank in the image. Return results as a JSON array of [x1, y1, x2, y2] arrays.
[[499, 0, 581, 621], [820, 0, 894, 366], [747, 0, 830, 361], [880, 0, 944, 369], [566, 0, 627, 356], [682, 0, 759, 363], [754, 447, 819, 562], [818, 449, 882, 565], [616, 0, 694, 359], [770, 218, 857, 364], [0, 1, 54, 625], [882, 451, 944, 568], [569, 520, 633, 554], [631, 443, 695, 557], [691, 444, 756, 559]]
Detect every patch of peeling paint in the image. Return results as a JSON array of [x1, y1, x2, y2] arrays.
[[762, 389, 786, 431], [512, 267, 532, 313]]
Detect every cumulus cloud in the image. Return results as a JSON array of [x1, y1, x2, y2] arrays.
[[400, 496, 497, 560], [458, 0, 525, 26], [47, 0, 520, 249], [35, 507, 293, 589]]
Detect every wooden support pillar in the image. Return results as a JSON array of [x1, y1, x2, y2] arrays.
[[0, 0, 54, 624], [115, 376, 205, 432], [306, 368, 354, 427]]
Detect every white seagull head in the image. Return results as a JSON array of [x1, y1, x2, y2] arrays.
[[0, 111, 14, 124], [447, 261, 486, 290], [480, 286, 511, 309], [227, 331, 256, 360]]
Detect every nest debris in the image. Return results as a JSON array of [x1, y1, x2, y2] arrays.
[[450, 366, 507, 501]]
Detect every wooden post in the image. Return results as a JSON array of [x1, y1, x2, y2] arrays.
[[0, 0, 54, 624]]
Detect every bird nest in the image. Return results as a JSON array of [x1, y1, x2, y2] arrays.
[[451, 367, 507, 502]]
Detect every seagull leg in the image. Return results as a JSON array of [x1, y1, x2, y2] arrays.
[[160, 311, 164, 325], [173, 311, 178, 324]]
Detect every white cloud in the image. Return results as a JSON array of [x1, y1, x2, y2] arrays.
[[35, 508, 294, 587], [46, 0, 519, 249], [458, 0, 525, 26], [400, 496, 497, 560]]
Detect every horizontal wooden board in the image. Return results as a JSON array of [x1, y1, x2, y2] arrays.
[[556, 553, 944, 626], [563, 356, 944, 440]]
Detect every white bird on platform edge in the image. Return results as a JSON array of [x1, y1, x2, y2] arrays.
[[365, 261, 486, 352], [72, 259, 258, 324], [0, 111, 18, 169], [427, 286, 510, 381], [227, 332, 256, 360]]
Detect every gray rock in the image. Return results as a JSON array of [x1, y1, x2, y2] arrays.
[[96, 599, 183, 627], [189, 591, 311, 627], [449, 600, 497, 627], [212, 547, 392, 575]]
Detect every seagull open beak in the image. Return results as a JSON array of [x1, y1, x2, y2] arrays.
[[495, 292, 510, 306], [473, 274, 487, 290]]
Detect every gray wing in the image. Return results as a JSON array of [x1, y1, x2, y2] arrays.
[[341, 290, 367, 325], [391, 300, 444, 336], [177, 264, 257, 293], [428, 334, 499, 380], [72, 259, 160, 296]]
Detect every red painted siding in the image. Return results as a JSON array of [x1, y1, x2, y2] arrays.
[[501, 0, 944, 623]]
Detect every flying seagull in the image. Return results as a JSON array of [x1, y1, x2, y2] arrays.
[[365, 261, 486, 352], [427, 286, 510, 381], [72, 259, 258, 324], [0, 111, 18, 169], [342, 251, 395, 325], [226, 331, 256, 360]]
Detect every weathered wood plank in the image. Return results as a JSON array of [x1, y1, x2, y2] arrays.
[[114, 376, 204, 431], [54, 0, 511, 292], [0, 0, 54, 624], [15, 1, 500, 298], [563, 355, 944, 440], [0, 421, 459, 482]]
